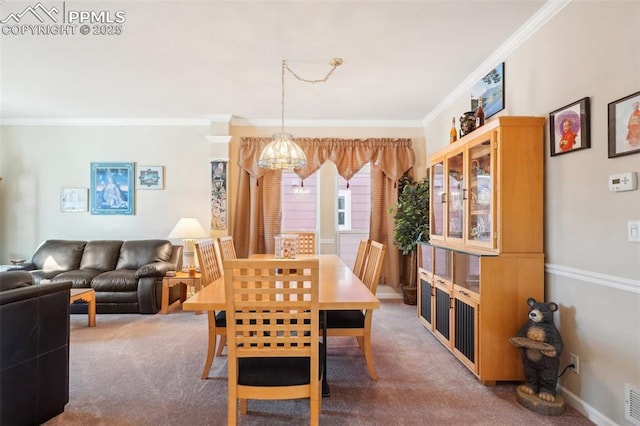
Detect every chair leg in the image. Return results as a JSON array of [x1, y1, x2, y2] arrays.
[[240, 399, 248, 414], [228, 396, 237, 426], [310, 396, 319, 426], [216, 334, 227, 356], [363, 331, 378, 380], [201, 311, 217, 379]]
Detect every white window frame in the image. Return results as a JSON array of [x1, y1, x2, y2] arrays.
[[337, 189, 352, 230]]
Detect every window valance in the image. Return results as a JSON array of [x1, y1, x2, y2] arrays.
[[239, 137, 415, 181]]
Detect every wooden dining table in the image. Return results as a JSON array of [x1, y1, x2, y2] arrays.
[[183, 254, 381, 396]]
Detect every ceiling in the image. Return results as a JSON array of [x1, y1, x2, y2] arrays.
[[0, 0, 549, 125]]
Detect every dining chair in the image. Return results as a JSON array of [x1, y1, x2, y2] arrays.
[[218, 236, 237, 262], [211, 236, 238, 358], [224, 258, 321, 425], [283, 231, 316, 255], [195, 240, 226, 379], [352, 239, 370, 280], [324, 240, 386, 380]]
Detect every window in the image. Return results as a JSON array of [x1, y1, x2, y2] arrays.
[[280, 164, 370, 267], [337, 164, 371, 232], [281, 171, 317, 231], [337, 190, 351, 230]]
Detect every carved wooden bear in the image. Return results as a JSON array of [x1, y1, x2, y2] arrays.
[[515, 297, 564, 402]]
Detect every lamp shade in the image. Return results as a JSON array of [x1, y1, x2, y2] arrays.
[[258, 133, 307, 170], [168, 217, 208, 239]]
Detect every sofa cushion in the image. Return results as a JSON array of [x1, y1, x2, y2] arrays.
[[52, 269, 102, 288], [30, 270, 64, 284], [116, 240, 172, 270], [91, 270, 137, 292], [31, 240, 86, 272], [0, 271, 34, 292], [80, 240, 123, 271]]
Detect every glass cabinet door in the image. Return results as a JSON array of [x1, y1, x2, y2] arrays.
[[467, 138, 494, 247], [433, 247, 452, 283], [418, 242, 434, 277], [430, 160, 445, 240], [446, 151, 464, 241], [453, 251, 480, 296]]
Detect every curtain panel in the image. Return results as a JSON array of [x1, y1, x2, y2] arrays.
[[233, 137, 415, 287]]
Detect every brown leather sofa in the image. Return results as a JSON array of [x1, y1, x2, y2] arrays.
[[9, 239, 183, 314], [0, 270, 72, 425]]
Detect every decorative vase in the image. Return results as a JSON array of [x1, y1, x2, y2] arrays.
[[459, 111, 477, 137]]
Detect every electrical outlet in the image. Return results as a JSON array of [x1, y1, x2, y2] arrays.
[[569, 352, 579, 375]]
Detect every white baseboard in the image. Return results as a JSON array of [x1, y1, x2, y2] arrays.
[[560, 386, 616, 426]]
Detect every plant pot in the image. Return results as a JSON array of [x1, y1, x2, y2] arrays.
[[401, 284, 417, 305]]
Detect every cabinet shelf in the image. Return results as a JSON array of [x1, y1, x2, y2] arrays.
[[419, 116, 545, 384]]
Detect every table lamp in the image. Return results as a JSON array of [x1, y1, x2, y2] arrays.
[[168, 217, 208, 276]]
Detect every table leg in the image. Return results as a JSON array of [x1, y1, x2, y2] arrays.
[[193, 279, 202, 315], [322, 310, 330, 397], [160, 279, 170, 314], [87, 292, 96, 327]]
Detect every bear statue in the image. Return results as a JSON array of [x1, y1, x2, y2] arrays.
[[511, 297, 564, 403]]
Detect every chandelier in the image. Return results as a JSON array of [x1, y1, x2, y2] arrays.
[[258, 57, 343, 170]]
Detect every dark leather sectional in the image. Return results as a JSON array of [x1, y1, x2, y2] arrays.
[[9, 239, 183, 314], [0, 270, 72, 425]]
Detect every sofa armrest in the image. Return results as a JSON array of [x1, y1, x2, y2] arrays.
[[0, 262, 36, 272], [135, 261, 174, 278]]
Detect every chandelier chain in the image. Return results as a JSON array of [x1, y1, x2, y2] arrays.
[[280, 59, 342, 133]]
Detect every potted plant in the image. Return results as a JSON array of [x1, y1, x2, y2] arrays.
[[388, 175, 429, 305]]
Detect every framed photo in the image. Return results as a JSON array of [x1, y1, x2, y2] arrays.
[[470, 62, 505, 120], [60, 188, 88, 212], [90, 162, 134, 215], [211, 160, 228, 230], [608, 91, 640, 158], [137, 165, 164, 189], [549, 97, 591, 157]]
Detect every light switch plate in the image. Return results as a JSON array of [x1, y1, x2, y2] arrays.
[[629, 221, 640, 243]]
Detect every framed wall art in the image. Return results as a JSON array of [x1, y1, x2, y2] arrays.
[[608, 91, 640, 158], [90, 162, 134, 215], [470, 62, 505, 119], [211, 160, 227, 230], [60, 187, 88, 212], [549, 97, 591, 157], [137, 165, 164, 189]]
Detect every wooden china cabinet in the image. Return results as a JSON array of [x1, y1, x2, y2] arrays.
[[418, 116, 545, 384]]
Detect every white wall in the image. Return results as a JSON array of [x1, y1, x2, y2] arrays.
[[0, 125, 214, 256], [0, 123, 425, 259], [424, 2, 639, 425]]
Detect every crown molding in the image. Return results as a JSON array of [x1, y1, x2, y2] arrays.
[[0, 118, 213, 126], [422, 0, 572, 126], [0, 116, 422, 128], [206, 135, 232, 144], [231, 118, 424, 129]]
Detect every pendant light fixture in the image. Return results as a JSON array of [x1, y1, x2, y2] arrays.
[[258, 57, 343, 170]]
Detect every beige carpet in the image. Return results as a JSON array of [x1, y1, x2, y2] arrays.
[[45, 300, 592, 425]]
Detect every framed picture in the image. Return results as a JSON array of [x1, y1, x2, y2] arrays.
[[470, 62, 505, 119], [211, 160, 228, 230], [608, 91, 640, 158], [60, 187, 88, 212], [137, 165, 164, 189], [549, 97, 591, 157], [90, 162, 134, 215]]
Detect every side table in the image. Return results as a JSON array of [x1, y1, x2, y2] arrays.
[[161, 272, 201, 314], [70, 288, 96, 327]]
